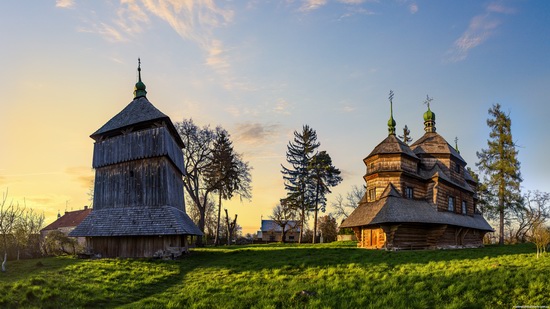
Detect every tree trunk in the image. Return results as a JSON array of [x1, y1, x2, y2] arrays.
[[312, 184, 320, 244], [214, 192, 222, 246], [2, 252, 6, 272], [298, 206, 305, 244], [499, 199, 505, 245], [225, 209, 230, 245]]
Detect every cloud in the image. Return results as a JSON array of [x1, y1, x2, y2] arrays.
[[61, 1, 237, 85], [486, 3, 516, 14], [65, 166, 94, 189], [445, 2, 514, 62], [408, 3, 418, 14], [56, 0, 74, 9], [337, 0, 367, 4], [233, 122, 281, 146], [273, 99, 292, 115], [300, 0, 328, 12]]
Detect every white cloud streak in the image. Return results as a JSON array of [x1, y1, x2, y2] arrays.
[[56, 0, 74, 9], [446, 2, 515, 63]]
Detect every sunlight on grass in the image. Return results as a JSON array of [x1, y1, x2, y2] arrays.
[[0, 243, 549, 308]]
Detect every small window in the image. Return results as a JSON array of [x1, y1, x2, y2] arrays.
[[405, 187, 414, 199], [368, 188, 376, 202], [462, 201, 467, 215], [288, 235, 295, 241], [448, 196, 455, 212], [455, 163, 461, 173]]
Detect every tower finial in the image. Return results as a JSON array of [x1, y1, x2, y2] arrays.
[[423, 94, 436, 133], [454, 136, 460, 153], [399, 125, 412, 145], [387, 90, 396, 135], [134, 58, 147, 99]]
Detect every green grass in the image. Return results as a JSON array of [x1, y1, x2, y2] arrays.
[[1, 242, 549, 308]]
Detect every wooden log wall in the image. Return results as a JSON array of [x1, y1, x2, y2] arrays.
[[435, 180, 476, 215], [93, 126, 185, 175], [88, 235, 186, 258], [93, 157, 184, 210]]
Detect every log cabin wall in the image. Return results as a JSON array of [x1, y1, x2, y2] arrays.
[[87, 235, 187, 258], [93, 157, 184, 210], [434, 180, 475, 215]]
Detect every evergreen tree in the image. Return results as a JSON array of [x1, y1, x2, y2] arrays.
[[205, 128, 239, 246], [476, 103, 522, 245], [308, 151, 342, 243], [281, 125, 320, 243]]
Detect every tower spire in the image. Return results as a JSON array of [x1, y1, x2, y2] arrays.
[[388, 90, 396, 135], [133, 58, 147, 99], [454, 136, 460, 153], [423, 94, 436, 133]]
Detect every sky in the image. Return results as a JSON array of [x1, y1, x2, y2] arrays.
[[1, 0, 549, 235]]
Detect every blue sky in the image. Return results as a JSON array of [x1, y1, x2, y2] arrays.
[[1, 0, 549, 234]]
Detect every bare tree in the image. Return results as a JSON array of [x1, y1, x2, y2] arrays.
[[14, 207, 45, 260], [512, 191, 550, 243], [269, 202, 298, 243], [0, 190, 23, 272], [224, 209, 238, 245], [331, 185, 365, 220], [532, 222, 550, 258]]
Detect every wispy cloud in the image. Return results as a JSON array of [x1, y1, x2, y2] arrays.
[[408, 2, 418, 14], [65, 166, 94, 189], [300, 0, 328, 12], [446, 2, 515, 62], [233, 122, 281, 146], [59, 1, 237, 87], [273, 98, 292, 115], [56, 0, 74, 9]]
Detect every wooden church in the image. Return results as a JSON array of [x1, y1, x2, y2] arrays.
[[70, 60, 202, 258], [341, 93, 493, 250]]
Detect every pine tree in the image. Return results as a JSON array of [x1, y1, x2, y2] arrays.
[[476, 103, 522, 245], [308, 151, 342, 243], [205, 128, 239, 246], [281, 125, 320, 243]]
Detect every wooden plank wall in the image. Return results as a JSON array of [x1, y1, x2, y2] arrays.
[[88, 235, 186, 258], [93, 126, 185, 175], [93, 157, 184, 210]]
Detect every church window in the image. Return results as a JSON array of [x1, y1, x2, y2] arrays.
[[405, 187, 414, 199], [368, 188, 376, 202], [455, 163, 461, 174], [462, 201, 467, 215], [448, 196, 455, 212]]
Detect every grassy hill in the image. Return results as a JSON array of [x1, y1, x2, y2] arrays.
[[1, 242, 549, 308]]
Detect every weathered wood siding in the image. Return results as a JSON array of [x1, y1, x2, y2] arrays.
[[93, 157, 184, 210], [356, 223, 486, 250], [93, 126, 185, 175], [87, 235, 188, 258]]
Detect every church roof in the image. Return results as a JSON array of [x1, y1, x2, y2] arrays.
[[340, 184, 492, 231], [69, 206, 203, 237], [366, 134, 419, 160], [90, 97, 184, 148], [410, 132, 465, 163]]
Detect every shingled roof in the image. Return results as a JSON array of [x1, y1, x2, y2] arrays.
[[69, 206, 203, 237], [411, 132, 465, 163], [366, 134, 419, 160], [340, 184, 493, 231], [90, 97, 184, 148], [260, 220, 300, 232], [41, 208, 92, 231]]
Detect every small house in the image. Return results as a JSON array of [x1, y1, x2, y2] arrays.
[[40, 206, 92, 246], [258, 220, 300, 242]]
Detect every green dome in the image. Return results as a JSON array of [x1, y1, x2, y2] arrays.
[[388, 116, 396, 127], [423, 107, 435, 121]]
